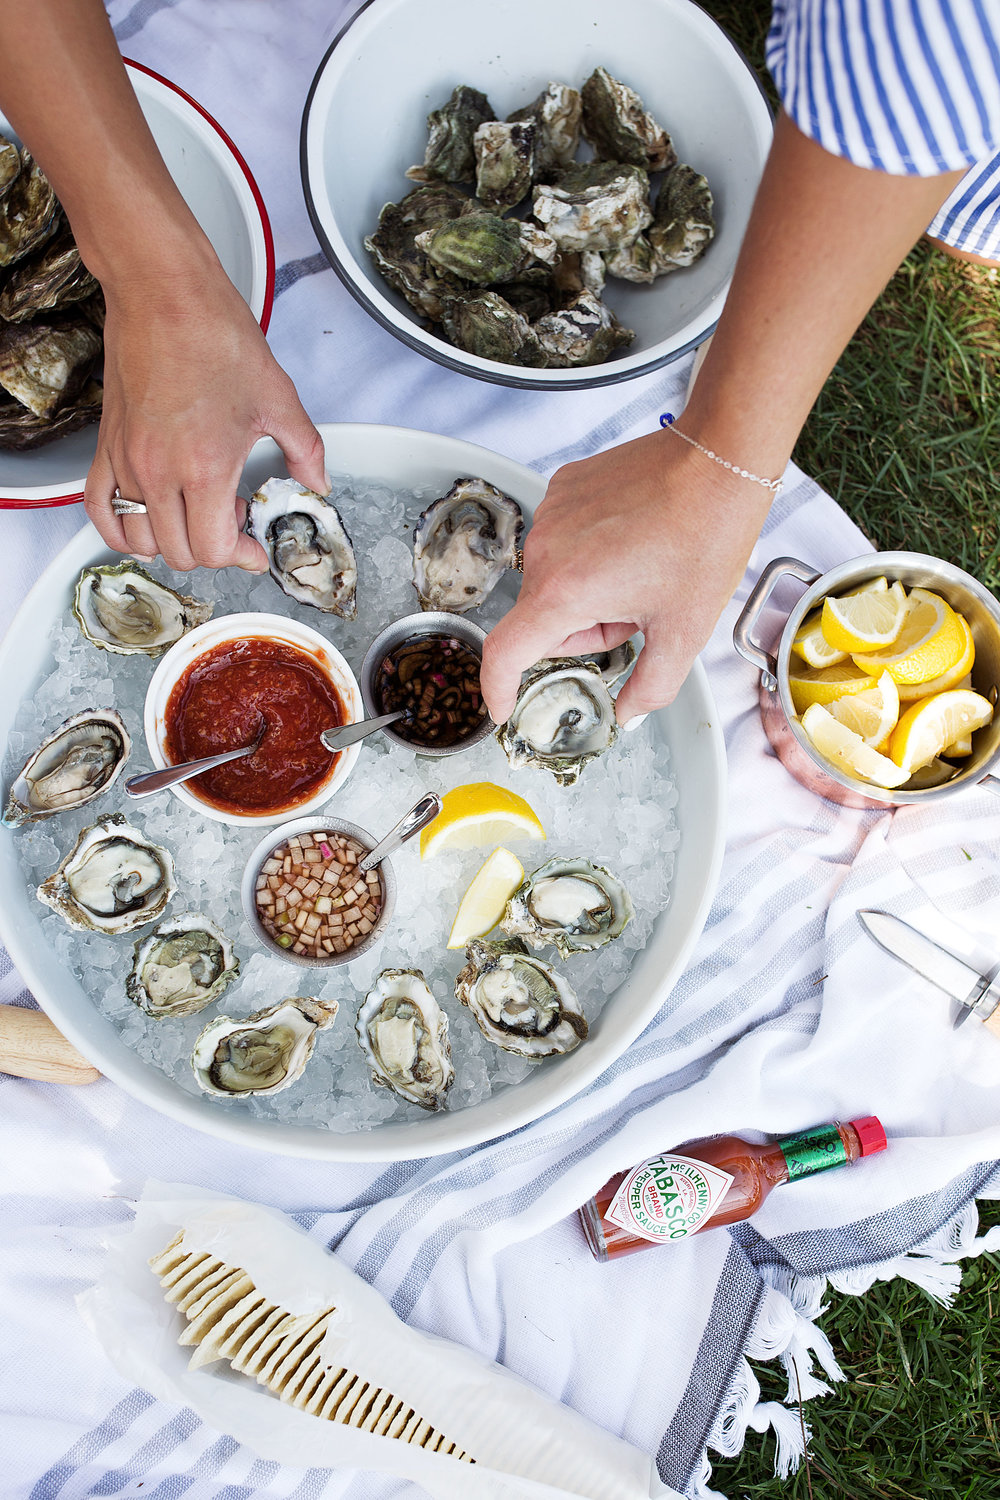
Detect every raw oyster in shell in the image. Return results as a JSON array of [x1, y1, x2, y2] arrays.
[[456, 938, 588, 1057], [191, 996, 339, 1098], [3, 708, 130, 827], [247, 477, 357, 618], [533, 290, 634, 367], [0, 319, 101, 418], [496, 658, 618, 786], [416, 213, 557, 286], [127, 912, 240, 1019], [36, 813, 176, 934], [580, 67, 676, 173], [440, 290, 548, 367], [649, 164, 715, 271], [413, 476, 523, 612], [406, 85, 495, 185], [473, 120, 536, 212], [356, 968, 454, 1111], [73, 562, 213, 656], [533, 162, 651, 255], [508, 83, 582, 174], [501, 857, 634, 958]]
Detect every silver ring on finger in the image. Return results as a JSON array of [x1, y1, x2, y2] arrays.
[[111, 487, 148, 518]]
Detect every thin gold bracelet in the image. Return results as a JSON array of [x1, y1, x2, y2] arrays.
[[659, 412, 784, 495]]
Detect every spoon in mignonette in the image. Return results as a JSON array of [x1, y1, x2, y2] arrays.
[[124, 723, 267, 799], [319, 709, 408, 751]]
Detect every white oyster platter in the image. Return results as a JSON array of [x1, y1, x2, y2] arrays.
[[0, 424, 726, 1160]]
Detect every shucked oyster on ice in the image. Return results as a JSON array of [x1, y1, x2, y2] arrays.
[[127, 912, 240, 1020], [73, 562, 213, 656], [532, 162, 652, 255], [501, 857, 634, 958], [496, 658, 618, 786], [356, 968, 454, 1111], [191, 996, 339, 1098], [37, 813, 176, 934], [456, 938, 588, 1058], [580, 67, 676, 174], [247, 477, 357, 618], [412, 476, 523, 613], [406, 85, 495, 185], [3, 708, 130, 828]]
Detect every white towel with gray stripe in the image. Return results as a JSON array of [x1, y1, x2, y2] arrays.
[[2, 2, 1000, 1498]]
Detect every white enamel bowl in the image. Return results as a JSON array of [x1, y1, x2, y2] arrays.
[[143, 613, 363, 827], [0, 59, 275, 510], [0, 423, 726, 1159], [301, 0, 772, 389]]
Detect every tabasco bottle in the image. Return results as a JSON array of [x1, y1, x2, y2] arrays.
[[579, 1117, 887, 1261]]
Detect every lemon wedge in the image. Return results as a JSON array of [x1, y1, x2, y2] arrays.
[[787, 662, 877, 715], [800, 703, 910, 788], [419, 782, 546, 859], [896, 615, 975, 700], [826, 671, 899, 749], [851, 588, 967, 686], [792, 609, 848, 669], [888, 688, 994, 775], [446, 847, 524, 949], [821, 579, 908, 654]]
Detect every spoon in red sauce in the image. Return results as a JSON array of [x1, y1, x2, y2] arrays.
[[124, 722, 267, 799]]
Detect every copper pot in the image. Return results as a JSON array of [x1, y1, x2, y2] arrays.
[[733, 552, 1000, 808]]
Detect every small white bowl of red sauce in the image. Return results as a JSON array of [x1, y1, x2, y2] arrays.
[[143, 612, 363, 826]]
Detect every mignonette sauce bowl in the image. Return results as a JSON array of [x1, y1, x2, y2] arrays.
[[734, 550, 1000, 809], [0, 59, 274, 509], [300, 0, 773, 391], [142, 612, 363, 827], [360, 611, 493, 757]]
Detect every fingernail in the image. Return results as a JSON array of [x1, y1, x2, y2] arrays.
[[623, 712, 649, 733], [130, 552, 156, 563]]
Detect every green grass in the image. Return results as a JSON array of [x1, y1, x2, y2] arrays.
[[695, 4, 1000, 1495]]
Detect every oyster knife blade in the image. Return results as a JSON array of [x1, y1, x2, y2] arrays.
[[857, 909, 988, 1027]]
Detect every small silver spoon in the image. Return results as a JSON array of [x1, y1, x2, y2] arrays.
[[124, 725, 266, 799], [358, 792, 442, 873], [320, 710, 408, 752]]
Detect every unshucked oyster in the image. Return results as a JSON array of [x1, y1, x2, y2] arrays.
[[501, 857, 634, 958], [191, 996, 339, 1098], [508, 83, 582, 174], [580, 66, 676, 173], [406, 85, 496, 185], [440, 290, 548, 367], [413, 476, 523, 612], [649, 163, 715, 271], [533, 290, 634, 368], [0, 148, 58, 266], [496, 658, 619, 786], [0, 320, 101, 419], [473, 121, 536, 212], [127, 912, 240, 1019], [532, 162, 652, 255], [356, 968, 454, 1111], [247, 477, 357, 618], [364, 184, 471, 322], [73, 562, 212, 656], [37, 813, 176, 934], [3, 708, 130, 827], [416, 213, 557, 286], [456, 938, 588, 1057]]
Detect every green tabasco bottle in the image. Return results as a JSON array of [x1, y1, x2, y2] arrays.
[[579, 1117, 887, 1261]]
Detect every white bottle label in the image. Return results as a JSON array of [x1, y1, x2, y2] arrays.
[[605, 1153, 735, 1243]]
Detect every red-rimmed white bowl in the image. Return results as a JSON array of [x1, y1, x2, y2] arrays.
[[0, 59, 275, 511]]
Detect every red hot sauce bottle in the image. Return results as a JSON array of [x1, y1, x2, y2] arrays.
[[579, 1117, 887, 1262]]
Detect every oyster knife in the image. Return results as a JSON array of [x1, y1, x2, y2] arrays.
[[857, 909, 1000, 1039]]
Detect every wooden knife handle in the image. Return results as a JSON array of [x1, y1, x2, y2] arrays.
[[983, 1007, 1000, 1041], [0, 1004, 100, 1085]]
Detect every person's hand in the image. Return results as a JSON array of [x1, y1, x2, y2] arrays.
[[480, 427, 774, 725], [83, 255, 328, 572]]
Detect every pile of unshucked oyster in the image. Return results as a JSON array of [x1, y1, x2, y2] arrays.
[[4, 472, 677, 1124], [365, 68, 715, 369], [0, 134, 104, 450]]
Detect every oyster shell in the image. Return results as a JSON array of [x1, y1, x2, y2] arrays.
[[127, 912, 240, 1019], [412, 476, 523, 612], [364, 184, 472, 322], [406, 85, 496, 185], [552, 249, 606, 299], [649, 164, 715, 271], [501, 857, 634, 958], [36, 813, 176, 934], [533, 162, 652, 254], [416, 213, 557, 286], [72, 562, 213, 656], [533, 290, 634, 368], [580, 67, 676, 173], [247, 477, 357, 618], [508, 84, 582, 174], [473, 120, 536, 212], [191, 996, 339, 1098], [0, 223, 98, 323], [0, 150, 58, 266], [604, 233, 658, 285], [440, 290, 548, 367], [456, 938, 588, 1057], [356, 968, 454, 1111], [496, 658, 618, 786], [3, 708, 131, 828], [582, 639, 636, 690], [0, 135, 20, 198], [0, 319, 101, 419], [0, 378, 102, 451]]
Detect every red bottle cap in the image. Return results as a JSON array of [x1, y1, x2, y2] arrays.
[[849, 1116, 887, 1156]]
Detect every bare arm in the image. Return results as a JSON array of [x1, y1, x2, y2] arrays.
[[0, 0, 328, 569], [480, 113, 965, 724]]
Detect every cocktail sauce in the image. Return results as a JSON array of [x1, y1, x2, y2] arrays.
[[164, 637, 345, 815]]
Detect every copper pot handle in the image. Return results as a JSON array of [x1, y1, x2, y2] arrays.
[[733, 556, 821, 691]]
